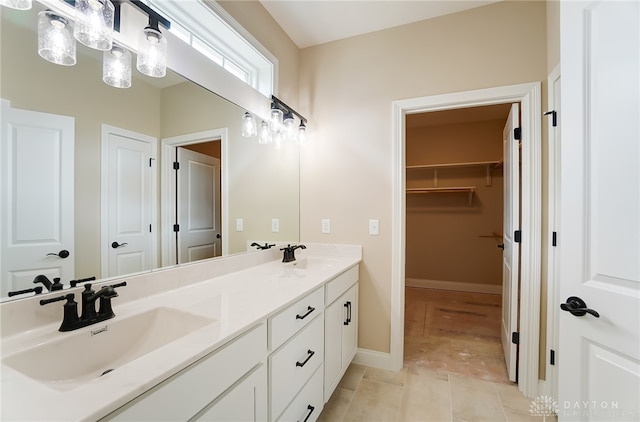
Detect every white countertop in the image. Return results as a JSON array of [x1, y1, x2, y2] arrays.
[[0, 244, 361, 421]]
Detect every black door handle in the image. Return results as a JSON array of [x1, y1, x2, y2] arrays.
[[111, 242, 128, 249], [46, 250, 70, 258], [216, 233, 221, 239], [498, 243, 505, 249], [560, 296, 600, 318]]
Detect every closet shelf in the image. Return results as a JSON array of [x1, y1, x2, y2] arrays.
[[406, 160, 501, 187], [406, 186, 475, 206]]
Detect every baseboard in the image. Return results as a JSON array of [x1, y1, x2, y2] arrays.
[[353, 348, 400, 372], [406, 278, 502, 295]]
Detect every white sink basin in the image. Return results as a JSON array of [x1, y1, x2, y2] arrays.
[[3, 307, 215, 391]]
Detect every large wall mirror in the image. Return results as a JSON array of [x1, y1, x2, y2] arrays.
[[0, 3, 300, 300]]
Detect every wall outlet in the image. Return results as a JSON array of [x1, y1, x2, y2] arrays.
[[369, 219, 380, 235], [236, 218, 244, 232], [271, 218, 280, 233], [321, 218, 331, 234]]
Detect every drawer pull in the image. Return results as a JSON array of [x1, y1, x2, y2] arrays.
[[295, 349, 315, 367], [299, 404, 315, 422], [296, 306, 315, 320], [344, 301, 352, 325]]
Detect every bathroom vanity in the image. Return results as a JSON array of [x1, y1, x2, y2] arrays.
[[0, 244, 361, 421]]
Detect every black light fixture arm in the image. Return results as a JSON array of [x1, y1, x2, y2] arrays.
[[62, 0, 171, 33], [271, 95, 307, 124]]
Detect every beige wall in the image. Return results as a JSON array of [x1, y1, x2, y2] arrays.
[[298, 1, 548, 353], [406, 120, 504, 287]]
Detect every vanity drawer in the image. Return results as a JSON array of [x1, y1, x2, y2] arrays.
[[270, 315, 324, 421], [103, 323, 266, 421], [277, 366, 323, 422], [325, 265, 359, 305], [269, 287, 323, 351]]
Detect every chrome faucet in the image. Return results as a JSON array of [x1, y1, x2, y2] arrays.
[[280, 244, 306, 263], [40, 282, 127, 332]]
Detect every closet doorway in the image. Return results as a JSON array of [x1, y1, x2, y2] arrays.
[[403, 103, 519, 384]]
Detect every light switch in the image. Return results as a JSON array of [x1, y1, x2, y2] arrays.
[[236, 218, 243, 231], [271, 218, 280, 232], [321, 219, 331, 234], [369, 219, 379, 235]]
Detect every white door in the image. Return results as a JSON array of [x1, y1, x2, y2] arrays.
[[0, 100, 74, 297], [558, 1, 639, 420], [177, 147, 221, 263], [501, 103, 520, 383], [102, 125, 157, 278]]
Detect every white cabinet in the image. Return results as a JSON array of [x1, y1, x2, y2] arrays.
[[323, 266, 359, 402], [276, 366, 323, 422], [269, 288, 324, 421], [102, 324, 267, 421]]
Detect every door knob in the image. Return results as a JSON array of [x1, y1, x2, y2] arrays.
[[46, 250, 70, 258], [560, 296, 600, 318], [216, 233, 221, 239], [111, 242, 128, 249], [498, 243, 505, 249]]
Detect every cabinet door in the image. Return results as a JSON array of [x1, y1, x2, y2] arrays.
[[323, 297, 344, 401], [193, 364, 267, 421], [341, 284, 358, 369]]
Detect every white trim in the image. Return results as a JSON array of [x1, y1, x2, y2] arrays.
[[545, 64, 561, 403], [100, 125, 158, 279], [353, 349, 396, 371], [406, 278, 502, 295], [391, 82, 542, 398], [160, 129, 229, 267]]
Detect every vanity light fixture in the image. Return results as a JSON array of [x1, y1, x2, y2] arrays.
[[283, 112, 296, 142], [241, 112, 257, 137], [270, 95, 308, 145], [297, 121, 307, 145], [73, 0, 115, 51], [38, 10, 76, 66], [269, 106, 284, 134], [103, 43, 131, 88], [0, 0, 31, 10], [258, 120, 271, 144]]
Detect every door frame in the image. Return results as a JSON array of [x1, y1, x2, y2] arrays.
[[390, 82, 542, 398], [160, 128, 228, 267], [100, 124, 158, 278]]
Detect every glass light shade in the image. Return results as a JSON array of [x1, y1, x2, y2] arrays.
[[283, 114, 296, 142], [137, 27, 167, 78], [242, 112, 257, 137], [269, 108, 283, 133], [38, 11, 76, 66], [273, 131, 283, 150], [0, 0, 31, 10], [103, 45, 131, 88], [258, 120, 271, 144], [74, 0, 114, 51], [297, 122, 307, 145]]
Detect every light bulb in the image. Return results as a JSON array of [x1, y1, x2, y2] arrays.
[[242, 112, 257, 137], [269, 108, 283, 134], [38, 11, 76, 66], [137, 27, 167, 78], [258, 120, 271, 144], [103, 44, 131, 88], [74, 0, 114, 51]]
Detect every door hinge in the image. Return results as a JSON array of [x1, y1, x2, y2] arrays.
[[514, 127, 521, 140], [550, 349, 556, 365], [173, 224, 180, 232], [552, 231, 557, 247], [512, 332, 520, 344], [514, 230, 521, 243], [544, 110, 557, 127], [173, 161, 180, 170]]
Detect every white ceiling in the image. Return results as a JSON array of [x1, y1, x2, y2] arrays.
[[260, 0, 502, 48]]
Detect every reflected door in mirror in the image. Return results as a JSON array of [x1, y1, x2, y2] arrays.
[[0, 102, 75, 296]]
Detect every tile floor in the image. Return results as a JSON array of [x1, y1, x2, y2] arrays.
[[318, 288, 550, 422]]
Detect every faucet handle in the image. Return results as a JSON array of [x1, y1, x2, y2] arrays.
[[40, 293, 75, 306], [70, 276, 96, 287]]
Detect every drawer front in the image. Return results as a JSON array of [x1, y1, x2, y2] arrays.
[[325, 265, 358, 305], [103, 324, 267, 421], [269, 287, 323, 351], [277, 366, 323, 422], [270, 315, 324, 421]]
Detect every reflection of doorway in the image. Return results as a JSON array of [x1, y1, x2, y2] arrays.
[[176, 145, 222, 263], [160, 128, 228, 267]]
